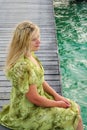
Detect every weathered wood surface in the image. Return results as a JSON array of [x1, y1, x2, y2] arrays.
[[0, 0, 62, 123]]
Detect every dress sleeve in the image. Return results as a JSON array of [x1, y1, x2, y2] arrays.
[[11, 61, 30, 94]]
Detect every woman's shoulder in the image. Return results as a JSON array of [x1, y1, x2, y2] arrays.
[[15, 55, 29, 65], [8, 56, 29, 74]]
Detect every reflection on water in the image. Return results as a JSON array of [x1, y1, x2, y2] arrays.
[[54, 0, 87, 129]]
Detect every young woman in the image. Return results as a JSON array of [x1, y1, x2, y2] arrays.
[[0, 21, 84, 130]]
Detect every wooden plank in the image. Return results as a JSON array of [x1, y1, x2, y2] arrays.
[[0, 69, 59, 75], [0, 80, 60, 88], [0, 92, 10, 99], [0, 87, 11, 92], [0, 50, 57, 53], [0, 53, 58, 57], [0, 73, 60, 80], [0, 61, 59, 66], [0, 100, 10, 107], [0, 84, 61, 100], [0, 64, 59, 69], [0, 81, 11, 87]]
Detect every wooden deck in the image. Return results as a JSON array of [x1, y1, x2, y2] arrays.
[[0, 0, 62, 129]]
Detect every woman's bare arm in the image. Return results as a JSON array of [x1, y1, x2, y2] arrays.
[[42, 81, 63, 100], [26, 84, 70, 108], [42, 81, 71, 106]]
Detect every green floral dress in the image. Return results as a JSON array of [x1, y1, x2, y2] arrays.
[[0, 54, 80, 130]]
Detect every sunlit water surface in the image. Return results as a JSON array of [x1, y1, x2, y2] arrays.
[[54, 0, 87, 129]]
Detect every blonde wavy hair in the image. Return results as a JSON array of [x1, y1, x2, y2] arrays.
[[5, 21, 40, 72]]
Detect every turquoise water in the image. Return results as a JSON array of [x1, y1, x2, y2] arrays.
[[54, 1, 87, 129]]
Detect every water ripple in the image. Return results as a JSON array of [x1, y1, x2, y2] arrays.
[[54, 0, 87, 128]]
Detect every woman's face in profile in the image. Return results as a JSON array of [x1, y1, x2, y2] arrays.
[[30, 33, 40, 52]]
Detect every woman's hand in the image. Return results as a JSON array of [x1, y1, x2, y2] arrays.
[[55, 96, 71, 108], [56, 101, 71, 108], [42, 81, 71, 108]]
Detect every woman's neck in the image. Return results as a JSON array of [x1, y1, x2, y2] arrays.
[[25, 51, 33, 58]]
